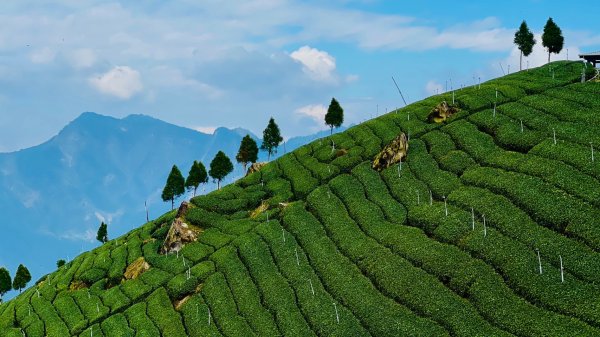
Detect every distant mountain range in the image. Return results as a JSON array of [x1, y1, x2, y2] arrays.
[[0, 112, 345, 293]]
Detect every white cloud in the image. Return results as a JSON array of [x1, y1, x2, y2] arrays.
[[59, 229, 96, 242], [425, 80, 443, 95], [29, 47, 56, 64], [295, 104, 327, 123], [89, 66, 143, 99], [194, 126, 217, 134], [346, 74, 359, 83], [69, 48, 96, 69], [148, 66, 223, 99], [290, 46, 337, 82]]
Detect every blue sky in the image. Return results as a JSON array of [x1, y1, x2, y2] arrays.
[[1, 0, 599, 152]]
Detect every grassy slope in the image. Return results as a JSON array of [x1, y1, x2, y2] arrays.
[[1, 61, 600, 337]]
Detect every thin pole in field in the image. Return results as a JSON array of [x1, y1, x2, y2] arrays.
[[483, 214, 487, 237], [309, 279, 315, 295], [429, 190, 433, 206], [560, 255, 564, 283], [416, 190, 420, 205], [392, 76, 408, 106], [537, 249, 543, 274], [471, 207, 475, 231], [443, 196, 448, 216], [334, 303, 340, 323], [553, 129, 557, 145], [591, 143, 595, 162], [520, 120, 524, 133], [295, 248, 300, 266], [282, 228, 286, 243], [208, 308, 212, 325]]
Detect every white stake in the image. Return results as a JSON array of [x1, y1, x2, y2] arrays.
[[90, 326, 93, 337], [441, 196, 447, 216], [495, 89, 498, 99], [309, 279, 315, 295], [416, 190, 420, 205], [483, 214, 487, 237], [96, 303, 100, 313], [478, 77, 481, 89], [493, 103, 496, 118], [295, 248, 300, 266], [429, 190, 432, 205], [327, 191, 330, 199], [28, 305, 30, 316], [407, 111, 410, 121], [334, 302, 340, 324], [536, 249, 543, 274], [560, 255, 564, 283], [208, 308, 212, 325], [266, 212, 269, 222], [471, 207, 475, 231], [452, 90, 455, 105], [591, 143, 595, 162], [520, 119, 524, 133], [328, 166, 331, 173], [553, 128, 557, 145], [282, 228, 286, 243], [36, 288, 40, 298]]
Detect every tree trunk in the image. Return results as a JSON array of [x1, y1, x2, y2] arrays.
[[243, 162, 247, 174], [193, 187, 197, 197], [268, 151, 271, 161], [171, 198, 174, 210], [520, 51, 523, 71], [548, 51, 551, 63], [217, 179, 221, 190], [330, 126, 333, 135]]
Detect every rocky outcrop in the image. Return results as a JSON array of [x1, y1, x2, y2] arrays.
[[246, 162, 267, 176], [428, 100, 460, 123], [372, 133, 408, 171], [160, 202, 199, 254], [124, 257, 150, 280]]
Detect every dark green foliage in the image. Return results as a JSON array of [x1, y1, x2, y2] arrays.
[[56, 259, 66, 268], [12, 265, 31, 293], [261, 117, 283, 160], [97, 221, 108, 244], [162, 165, 185, 210], [185, 160, 208, 197], [325, 97, 344, 134], [236, 134, 259, 172], [0, 268, 11, 301], [209, 150, 234, 190], [542, 17, 564, 62], [514, 20, 536, 70]]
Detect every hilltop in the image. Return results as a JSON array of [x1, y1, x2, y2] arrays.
[[1, 61, 600, 336]]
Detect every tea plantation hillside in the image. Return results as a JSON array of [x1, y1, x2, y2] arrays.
[[2, 61, 600, 337]]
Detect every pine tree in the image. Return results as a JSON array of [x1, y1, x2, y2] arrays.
[[12, 264, 31, 293], [261, 118, 283, 160], [236, 135, 259, 172], [96, 221, 108, 244], [325, 98, 344, 134], [514, 20, 536, 71], [209, 151, 234, 190], [56, 259, 66, 268], [0, 267, 11, 302], [542, 17, 564, 63], [185, 161, 208, 197], [162, 165, 185, 210]]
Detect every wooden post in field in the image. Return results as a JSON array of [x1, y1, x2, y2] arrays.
[[559, 255, 565, 283], [443, 196, 448, 216], [483, 214, 487, 237], [536, 248, 543, 274], [334, 303, 340, 323]]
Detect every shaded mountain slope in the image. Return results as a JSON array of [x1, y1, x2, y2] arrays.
[[1, 61, 600, 337]]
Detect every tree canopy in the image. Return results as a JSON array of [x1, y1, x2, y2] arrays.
[[12, 264, 31, 293], [185, 160, 208, 197], [236, 135, 259, 172], [209, 151, 234, 190], [162, 165, 185, 210], [542, 17, 564, 63], [514, 20, 536, 71], [261, 118, 283, 160], [0, 268, 11, 301], [96, 221, 108, 244], [325, 98, 344, 134]]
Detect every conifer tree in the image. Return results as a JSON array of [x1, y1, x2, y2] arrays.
[[209, 151, 234, 190], [542, 17, 564, 63], [261, 118, 283, 160], [325, 98, 344, 134], [56, 259, 66, 268], [96, 221, 108, 244], [236, 135, 259, 172], [162, 165, 185, 210], [0, 267, 11, 302], [12, 264, 31, 293], [514, 20, 536, 70], [185, 160, 208, 197]]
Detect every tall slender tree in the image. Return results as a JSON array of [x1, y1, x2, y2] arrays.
[[542, 17, 564, 63], [96, 221, 108, 244], [0, 268, 11, 302], [12, 264, 31, 293], [236, 135, 259, 172], [514, 20, 536, 71], [325, 98, 344, 134], [261, 118, 283, 160], [209, 151, 234, 190], [162, 165, 185, 210], [185, 160, 208, 197]]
